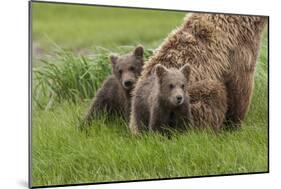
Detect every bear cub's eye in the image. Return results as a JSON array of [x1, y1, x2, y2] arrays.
[[119, 69, 123, 75], [129, 66, 135, 71], [181, 84, 185, 89], [169, 84, 174, 89]]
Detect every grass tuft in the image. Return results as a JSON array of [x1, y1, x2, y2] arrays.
[[33, 46, 153, 110]]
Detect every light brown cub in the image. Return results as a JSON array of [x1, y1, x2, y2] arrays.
[[130, 64, 193, 135]]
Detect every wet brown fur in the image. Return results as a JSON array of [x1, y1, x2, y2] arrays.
[[138, 14, 267, 129]]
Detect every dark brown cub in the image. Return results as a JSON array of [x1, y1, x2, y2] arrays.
[[81, 46, 144, 127]]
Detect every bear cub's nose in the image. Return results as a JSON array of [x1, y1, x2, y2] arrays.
[[176, 95, 183, 104], [124, 80, 133, 88]]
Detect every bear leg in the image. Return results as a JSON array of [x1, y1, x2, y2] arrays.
[[189, 80, 228, 130], [225, 47, 258, 126]]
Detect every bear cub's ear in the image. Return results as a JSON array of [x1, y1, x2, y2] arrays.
[[180, 64, 191, 81], [133, 45, 144, 58], [155, 64, 168, 78], [109, 54, 118, 65]]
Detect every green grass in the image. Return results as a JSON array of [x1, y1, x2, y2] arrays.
[[32, 2, 185, 50], [32, 46, 153, 110], [31, 2, 268, 187], [32, 102, 267, 186]]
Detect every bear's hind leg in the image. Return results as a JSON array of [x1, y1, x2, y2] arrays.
[[189, 80, 228, 130], [225, 47, 258, 127]]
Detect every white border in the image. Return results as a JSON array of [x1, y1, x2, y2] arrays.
[[1, 0, 280, 189]]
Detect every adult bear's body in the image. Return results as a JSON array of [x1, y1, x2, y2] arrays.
[[139, 13, 267, 128]]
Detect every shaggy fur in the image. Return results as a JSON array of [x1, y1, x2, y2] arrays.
[[139, 13, 267, 129], [130, 64, 193, 135], [188, 80, 227, 130], [82, 46, 144, 126]]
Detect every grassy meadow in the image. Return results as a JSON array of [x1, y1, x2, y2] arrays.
[[31, 2, 269, 187]]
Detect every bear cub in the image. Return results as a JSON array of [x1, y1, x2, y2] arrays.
[[82, 46, 144, 126], [130, 64, 193, 135]]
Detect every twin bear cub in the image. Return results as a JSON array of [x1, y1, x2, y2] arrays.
[[129, 64, 193, 135], [82, 46, 144, 125], [83, 45, 193, 135]]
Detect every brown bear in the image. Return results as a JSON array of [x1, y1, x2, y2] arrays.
[[129, 64, 193, 135], [82, 45, 144, 126], [139, 13, 267, 129]]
